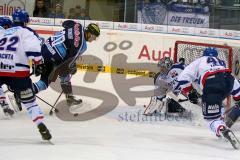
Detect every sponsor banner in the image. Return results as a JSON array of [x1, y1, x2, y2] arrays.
[[138, 2, 209, 28], [219, 30, 240, 40], [77, 64, 155, 77], [85, 20, 114, 29], [139, 2, 167, 25], [114, 22, 142, 31], [167, 25, 194, 35], [141, 24, 167, 33], [194, 28, 219, 37], [168, 3, 209, 14], [165, 11, 209, 28], [30, 17, 55, 26], [0, 0, 34, 16], [54, 18, 84, 26]]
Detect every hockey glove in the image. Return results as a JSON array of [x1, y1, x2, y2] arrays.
[[32, 61, 46, 76], [188, 89, 198, 104]]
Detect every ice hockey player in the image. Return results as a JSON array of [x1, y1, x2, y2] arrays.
[[7, 9, 45, 111], [143, 57, 186, 116], [33, 20, 100, 106], [0, 23, 51, 140], [176, 47, 240, 149], [12, 9, 42, 42], [0, 16, 15, 116], [0, 16, 12, 30]]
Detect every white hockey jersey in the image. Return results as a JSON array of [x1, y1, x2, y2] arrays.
[[154, 62, 185, 98], [0, 26, 42, 77], [177, 56, 240, 101], [0, 26, 4, 31]]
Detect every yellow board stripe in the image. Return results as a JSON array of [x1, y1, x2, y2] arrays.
[[76, 64, 157, 78]]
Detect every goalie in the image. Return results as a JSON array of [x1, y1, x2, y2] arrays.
[[144, 57, 186, 116]]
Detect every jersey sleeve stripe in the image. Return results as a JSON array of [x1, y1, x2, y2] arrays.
[[232, 87, 240, 95], [16, 63, 30, 68], [26, 51, 41, 57]]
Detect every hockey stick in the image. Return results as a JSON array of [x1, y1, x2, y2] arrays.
[[35, 93, 61, 115], [48, 91, 63, 115]]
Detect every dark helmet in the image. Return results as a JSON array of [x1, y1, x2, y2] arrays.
[[12, 8, 30, 23], [157, 57, 173, 70], [85, 23, 100, 37], [203, 47, 218, 57], [0, 16, 12, 27]]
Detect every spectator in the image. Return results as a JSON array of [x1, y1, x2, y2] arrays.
[[33, 0, 49, 17], [68, 8, 75, 19], [74, 5, 82, 19], [48, 3, 65, 18], [80, 8, 91, 20]]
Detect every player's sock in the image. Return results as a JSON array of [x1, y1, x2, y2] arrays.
[[225, 105, 240, 128], [208, 119, 226, 137]]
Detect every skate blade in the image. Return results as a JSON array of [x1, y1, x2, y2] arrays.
[[41, 140, 54, 145], [226, 131, 240, 150]]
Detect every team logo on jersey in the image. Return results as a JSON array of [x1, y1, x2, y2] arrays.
[[170, 70, 178, 78], [74, 23, 80, 47]]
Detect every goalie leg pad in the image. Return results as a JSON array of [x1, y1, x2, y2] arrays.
[[144, 96, 166, 116]]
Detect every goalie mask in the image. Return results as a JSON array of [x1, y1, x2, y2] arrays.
[[157, 57, 173, 73]]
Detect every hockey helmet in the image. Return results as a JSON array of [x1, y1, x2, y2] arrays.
[[0, 16, 12, 28], [157, 57, 173, 70], [12, 8, 30, 23], [85, 23, 100, 37], [203, 47, 218, 57]]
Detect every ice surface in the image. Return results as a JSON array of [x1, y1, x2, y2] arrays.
[[0, 73, 239, 160]]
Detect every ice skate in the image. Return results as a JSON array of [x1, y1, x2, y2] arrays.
[[3, 107, 14, 116], [220, 126, 240, 149], [38, 123, 52, 141], [1, 102, 14, 117], [66, 94, 82, 106]]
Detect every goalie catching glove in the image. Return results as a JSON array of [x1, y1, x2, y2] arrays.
[[32, 60, 46, 76]]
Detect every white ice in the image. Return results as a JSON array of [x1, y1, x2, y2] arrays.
[[0, 72, 239, 160]]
